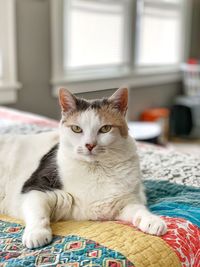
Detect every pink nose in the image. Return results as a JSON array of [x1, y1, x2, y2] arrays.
[[85, 143, 96, 151]]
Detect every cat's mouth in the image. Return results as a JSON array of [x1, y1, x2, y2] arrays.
[[76, 146, 106, 158]]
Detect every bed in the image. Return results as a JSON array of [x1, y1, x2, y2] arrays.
[[0, 106, 199, 267]]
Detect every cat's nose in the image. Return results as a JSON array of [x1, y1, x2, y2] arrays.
[[85, 143, 96, 151]]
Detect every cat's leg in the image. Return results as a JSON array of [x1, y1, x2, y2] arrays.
[[50, 190, 73, 222], [22, 190, 72, 249], [22, 190, 52, 249], [116, 203, 167, 236]]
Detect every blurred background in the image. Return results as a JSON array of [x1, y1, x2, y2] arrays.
[[0, 0, 200, 149]]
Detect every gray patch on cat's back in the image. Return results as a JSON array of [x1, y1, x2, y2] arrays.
[[21, 144, 62, 193]]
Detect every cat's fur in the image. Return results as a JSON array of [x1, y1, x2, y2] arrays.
[[0, 88, 167, 249]]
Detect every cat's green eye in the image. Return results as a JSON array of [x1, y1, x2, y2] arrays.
[[71, 125, 82, 133], [99, 125, 112, 134]]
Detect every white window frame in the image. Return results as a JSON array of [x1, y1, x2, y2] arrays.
[[0, 0, 21, 104], [50, 0, 192, 95]]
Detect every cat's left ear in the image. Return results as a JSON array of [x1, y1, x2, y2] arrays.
[[109, 87, 128, 116]]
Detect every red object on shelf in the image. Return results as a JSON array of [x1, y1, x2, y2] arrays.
[[187, 58, 198, 65], [140, 108, 169, 122], [140, 108, 170, 144]]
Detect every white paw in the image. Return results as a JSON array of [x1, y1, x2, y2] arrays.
[[22, 227, 52, 249], [132, 211, 167, 236]]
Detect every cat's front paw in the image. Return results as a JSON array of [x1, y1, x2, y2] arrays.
[[132, 211, 167, 236], [22, 227, 52, 249]]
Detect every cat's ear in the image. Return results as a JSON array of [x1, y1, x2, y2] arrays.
[[109, 87, 128, 116], [59, 88, 77, 113]]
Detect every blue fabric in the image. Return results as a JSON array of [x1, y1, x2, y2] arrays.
[[144, 180, 200, 227]]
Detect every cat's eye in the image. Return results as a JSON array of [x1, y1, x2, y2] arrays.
[[99, 125, 112, 134], [71, 125, 82, 133]]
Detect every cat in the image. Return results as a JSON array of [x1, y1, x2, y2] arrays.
[[0, 87, 167, 249]]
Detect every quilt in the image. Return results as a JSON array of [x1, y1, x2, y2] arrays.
[[0, 106, 199, 267]]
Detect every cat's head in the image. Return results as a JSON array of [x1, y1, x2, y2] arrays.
[[59, 88, 129, 162]]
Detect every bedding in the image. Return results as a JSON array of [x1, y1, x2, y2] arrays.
[[0, 107, 199, 267]]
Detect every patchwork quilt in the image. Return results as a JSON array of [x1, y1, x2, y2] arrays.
[[0, 106, 199, 267]]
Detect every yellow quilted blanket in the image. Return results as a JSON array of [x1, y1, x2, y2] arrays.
[[0, 215, 182, 267]]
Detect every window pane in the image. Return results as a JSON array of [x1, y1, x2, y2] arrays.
[[64, 0, 127, 70], [137, 0, 182, 65]]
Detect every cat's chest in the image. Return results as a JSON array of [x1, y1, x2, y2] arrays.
[[63, 167, 122, 198], [60, 163, 130, 220]]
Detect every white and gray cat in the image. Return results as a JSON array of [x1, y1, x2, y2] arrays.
[[0, 88, 167, 249]]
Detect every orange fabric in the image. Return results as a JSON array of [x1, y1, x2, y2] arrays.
[[140, 108, 169, 122]]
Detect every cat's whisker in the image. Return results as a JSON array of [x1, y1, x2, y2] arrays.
[[77, 147, 84, 154], [109, 146, 124, 152], [96, 151, 106, 153], [97, 150, 106, 153]]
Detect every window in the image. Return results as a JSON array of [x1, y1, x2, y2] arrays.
[[64, 0, 130, 73], [0, 0, 20, 104], [51, 0, 190, 94], [136, 0, 183, 66]]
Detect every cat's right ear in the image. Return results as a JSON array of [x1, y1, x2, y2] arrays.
[[59, 88, 76, 113]]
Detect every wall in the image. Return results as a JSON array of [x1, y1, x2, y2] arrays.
[[128, 82, 182, 120], [8, 0, 183, 120], [190, 0, 200, 58], [10, 0, 60, 119]]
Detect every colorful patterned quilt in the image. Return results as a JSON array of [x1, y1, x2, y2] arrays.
[[0, 107, 199, 267]]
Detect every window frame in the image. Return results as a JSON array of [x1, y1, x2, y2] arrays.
[[0, 0, 21, 104], [50, 0, 192, 95]]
